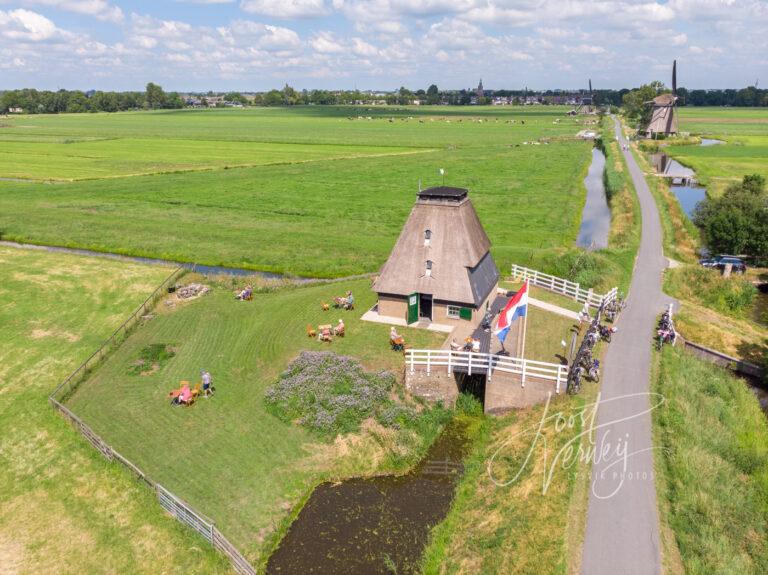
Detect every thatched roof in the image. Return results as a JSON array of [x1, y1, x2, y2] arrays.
[[374, 187, 499, 306], [651, 93, 676, 106], [646, 100, 677, 135]]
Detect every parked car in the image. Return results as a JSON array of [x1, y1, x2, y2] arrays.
[[699, 255, 747, 274]]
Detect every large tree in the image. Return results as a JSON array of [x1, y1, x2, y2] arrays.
[[693, 175, 768, 261], [426, 84, 439, 105], [145, 82, 166, 109], [622, 81, 665, 130]]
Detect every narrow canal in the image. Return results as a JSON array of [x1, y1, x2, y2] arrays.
[[576, 147, 610, 250], [266, 418, 473, 574]]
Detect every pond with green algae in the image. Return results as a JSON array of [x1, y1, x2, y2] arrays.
[[266, 417, 474, 574]]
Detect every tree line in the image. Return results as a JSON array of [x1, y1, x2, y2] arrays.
[[3, 82, 767, 114], [0, 83, 184, 114]]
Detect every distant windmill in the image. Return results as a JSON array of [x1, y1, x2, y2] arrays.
[[645, 60, 679, 138], [568, 79, 594, 116]]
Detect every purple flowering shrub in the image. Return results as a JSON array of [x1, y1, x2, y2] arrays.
[[265, 351, 400, 435]]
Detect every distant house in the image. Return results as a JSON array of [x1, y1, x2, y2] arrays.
[[8, 107, 23, 114], [373, 186, 499, 327]]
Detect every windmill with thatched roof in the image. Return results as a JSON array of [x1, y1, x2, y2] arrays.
[[645, 60, 679, 138], [373, 186, 499, 327]]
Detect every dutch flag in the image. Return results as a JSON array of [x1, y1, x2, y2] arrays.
[[494, 280, 529, 344]]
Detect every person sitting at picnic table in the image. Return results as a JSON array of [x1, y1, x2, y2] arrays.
[[463, 337, 473, 351], [179, 384, 193, 405], [449, 338, 462, 351], [390, 326, 401, 341], [318, 325, 333, 342], [344, 291, 355, 309], [169, 383, 193, 406], [471, 338, 481, 353], [334, 319, 345, 336]]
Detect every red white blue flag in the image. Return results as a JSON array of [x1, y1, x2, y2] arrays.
[[494, 280, 529, 343]]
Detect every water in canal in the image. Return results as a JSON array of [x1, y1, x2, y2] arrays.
[[649, 153, 705, 219], [576, 147, 610, 250], [266, 417, 473, 575], [670, 184, 706, 219]]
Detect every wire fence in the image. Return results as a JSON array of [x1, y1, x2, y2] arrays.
[[49, 265, 186, 404], [48, 265, 258, 575]]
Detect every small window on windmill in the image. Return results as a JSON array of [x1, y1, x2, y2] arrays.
[[424, 229, 432, 246], [425, 260, 433, 277]]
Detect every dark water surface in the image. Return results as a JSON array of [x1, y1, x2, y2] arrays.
[[576, 148, 610, 250], [266, 418, 473, 575]]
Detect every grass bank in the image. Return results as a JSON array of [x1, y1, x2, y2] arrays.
[[654, 346, 768, 574], [630, 142, 698, 263], [515, 115, 641, 297], [422, 384, 598, 574], [0, 246, 230, 573]]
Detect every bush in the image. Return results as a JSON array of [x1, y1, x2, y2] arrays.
[[265, 351, 396, 435], [376, 403, 419, 429], [665, 266, 757, 318], [127, 343, 176, 375]]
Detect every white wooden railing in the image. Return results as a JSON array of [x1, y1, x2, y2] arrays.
[[405, 349, 567, 393], [510, 264, 618, 310]]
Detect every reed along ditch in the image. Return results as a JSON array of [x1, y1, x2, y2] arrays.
[[266, 417, 474, 574]]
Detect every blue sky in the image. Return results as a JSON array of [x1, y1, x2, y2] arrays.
[[1, 0, 766, 92]]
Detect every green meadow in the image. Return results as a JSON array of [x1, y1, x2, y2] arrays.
[[0, 106, 592, 277], [63, 266, 574, 565], [668, 107, 768, 195], [0, 139, 423, 181], [0, 246, 230, 574]]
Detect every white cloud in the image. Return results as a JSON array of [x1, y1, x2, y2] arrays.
[[310, 31, 345, 53], [22, 0, 124, 23], [0, 8, 70, 41], [240, 0, 328, 18], [351, 37, 378, 57], [566, 44, 606, 55]]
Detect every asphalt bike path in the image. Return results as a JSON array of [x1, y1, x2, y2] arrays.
[[580, 116, 675, 575]]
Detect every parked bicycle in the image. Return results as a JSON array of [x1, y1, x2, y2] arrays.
[[567, 365, 583, 395]]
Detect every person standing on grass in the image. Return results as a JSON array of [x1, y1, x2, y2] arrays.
[[201, 370, 213, 397]]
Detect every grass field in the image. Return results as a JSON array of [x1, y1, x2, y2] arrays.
[[654, 346, 768, 575], [0, 106, 593, 278], [0, 139, 424, 181], [65, 273, 448, 564], [667, 107, 768, 195], [63, 267, 578, 566], [0, 246, 231, 574]]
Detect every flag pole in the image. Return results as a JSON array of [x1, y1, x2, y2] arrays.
[[520, 282, 529, 387]]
